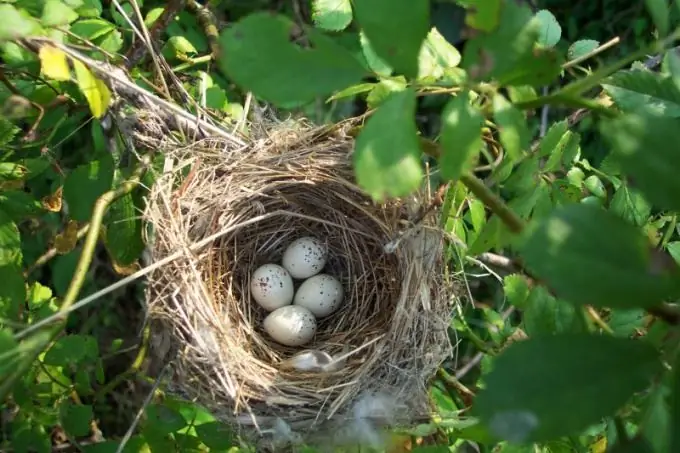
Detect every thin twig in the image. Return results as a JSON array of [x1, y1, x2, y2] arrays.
[[562, 37, 621, 69]]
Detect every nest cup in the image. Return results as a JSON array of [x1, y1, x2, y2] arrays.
[[142, 118, 457, 448]]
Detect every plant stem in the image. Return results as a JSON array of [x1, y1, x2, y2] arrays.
[[562, 37, 621, 69], [460, 173, 525, 234]]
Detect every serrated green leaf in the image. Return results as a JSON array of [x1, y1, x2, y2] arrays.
[[365, 77, 406, 109], [602, 70, 680, 117], [0, 213, 22, 266], [503, 274, 530, 309], [468, 198, 486, 233], [645, 0, 669, 36], [312, 0, 352, 31], [493, 94, 530, 161], [0, 191, 44, 220], [0, 162, 27, 179], [43, 335, 99, 367], [145, 404, 187, 434], [195, 421, 234, 450], [104, 193, 145, 266], [607, 309, 646, 337], [568, 39, 599, 61], [42, 0, 79, 26], [0, 117, 20, 146], [353, 89, 422, 201], [418, 27, 461, 80], [219, 13, 365, 107], [60, 402, 93, 437], [462, 0, 502, 32], [353, 0, 429, 78], [523, 286, 581, 336], [440, 90, 484, 181], [63, 154, 114, 222], [545, 130, 579, 172], [69, 18, 115, 40], [535, 10, 561, 47], [520, 203, 680, 309], [474, 334, 662, 443], [609, 185, 650, 227], [359, 32, 393, 76], [600, 113, 680, 212], [538, 120, 568, 158], [97, 29, 123, 53]]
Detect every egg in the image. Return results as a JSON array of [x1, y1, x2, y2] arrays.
[[250, 264, 294, 311], [293, 274, 344, 318], [263, 305, 317, 346], [282, 236, 327, 279]]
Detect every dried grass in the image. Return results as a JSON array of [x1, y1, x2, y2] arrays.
[[138, 114, 458, 449]]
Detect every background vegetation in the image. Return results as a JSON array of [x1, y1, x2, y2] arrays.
[[1, 0, 679, 452]]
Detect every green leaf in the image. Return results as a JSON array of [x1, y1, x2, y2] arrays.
[[195, 421, 234, 450], [145, 404, 187, 435], [69, 18, 115, 40], [601, 70, 680, 117], [353, 89, 422, 201], [607, 309, 646, 337], [0, 162, 27, 179], [218, 13, 366, 106], [609, 185, 650, 227], [353, 0, 429, 78], [312, 0, 352, 31], [639, 385, 669, 453], [537, 120, 568, 158], [43, 335, 99, 367], [462, 0, 502, 32], [668, 50, 680, 92], [365, 78, 407, 109], [607, 437, 655, 453], [73, 59, 111, 118], [326, 82, 375, 102], [166, 35, 198, 58], [60, 402, 93, 437], [52, 250, 80, 297], [522, 286, 582, 336], [534, 10, 561, 47], [668, 241, 680, 265], [462, 2, 540, 82], [359, 32, 393, 76], [519, 203, 679, 309], [600, 113, 680, 212], [63, 154, 114, 222], [493, 94, 530, 161], [0, 265, 25, 321], [440, 90, 484, 180], [583, 175, 606, 199], [474, 334, 662, 443], [671, 350, 680, 453], [42, 0, 79, 26], [503, 274, 530, 309], [0, 5, 39, 40], [568, 39, 599, 61], [417, 27, 462, 80], [0, 191, 43, 220], [0, 213, 22, 266], [104, 193, 145, 266], [645, 0, 669, 36], [76, 0, 103, 18]]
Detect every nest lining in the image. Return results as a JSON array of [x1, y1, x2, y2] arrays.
[[141, 117, 457, 444]]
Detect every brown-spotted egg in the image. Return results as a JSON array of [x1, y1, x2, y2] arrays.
[[250, 263, 294, 311]]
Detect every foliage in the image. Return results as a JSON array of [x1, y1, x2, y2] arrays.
[[2, 0, 680, 452]]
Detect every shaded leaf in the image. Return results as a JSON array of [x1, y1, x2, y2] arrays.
[[63, 153, 114, 222], [312, 0, 352, 31], [519, 203, 680, 308], [353, 89, 422, 201], [608, 437, 654, 453], [503, 274, 530, 309], [522, 286, 582, 336], [70, 18, 115, 40], [535, 10, 561, 47], [365, 77, 406, 109], [602, 70, 680, 117], [645, 0, 670, 36], [568, 39, 599, 60], [537, 120, 568, 158], [218, 13, 366, 106], [0, 265, 25, 321], [463, 0, 502, 32], [474, 334, 662, 443], [607, 309, 646, 337], [353, 0, 429, 78], [440, 90, 484, 180], [609, 185, 650, 227], [39, 45, 71, 81], [359, 31, 393, 76], [73, 60, 111, 118], [671, 349, 680, 453], [0, 213, 22, 266], [195, 421, 234, 450], [145, 404, 187, 435], [0, 5, 38, 40], [0, 191, 43, 219], [104, 193, 145, 266], [326, 82, 375, 102], [600, 113, 680, 212], [60, 402, 93, 437], [43, 334, 99, 366], [493, 94, 530, 161]]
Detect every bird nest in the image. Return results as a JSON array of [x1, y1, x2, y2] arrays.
[[139, 115, 457, 450]]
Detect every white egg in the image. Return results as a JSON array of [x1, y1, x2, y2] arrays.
[[293, 274, 344, 318], [250, 264, 294, 311], [263, 305, 317, 347], [282, 236, 328, 279]]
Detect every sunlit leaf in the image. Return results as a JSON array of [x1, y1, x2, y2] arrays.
[[440, 90, 484, 180], [535, 9, 561, 47], [39, 45, 71, 81], [312, 0, 352, 31], [602, 70, 680, 117], [73, 60, 111, 118]]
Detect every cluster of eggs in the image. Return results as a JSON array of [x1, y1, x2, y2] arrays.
[[250, 237, 344, 347]]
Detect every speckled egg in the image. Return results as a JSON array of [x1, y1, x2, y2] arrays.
[[263, 305, 317, 346], [250, 264, 294, 311], [293, 274, 344, 318], [282, 236, 328, 279]]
